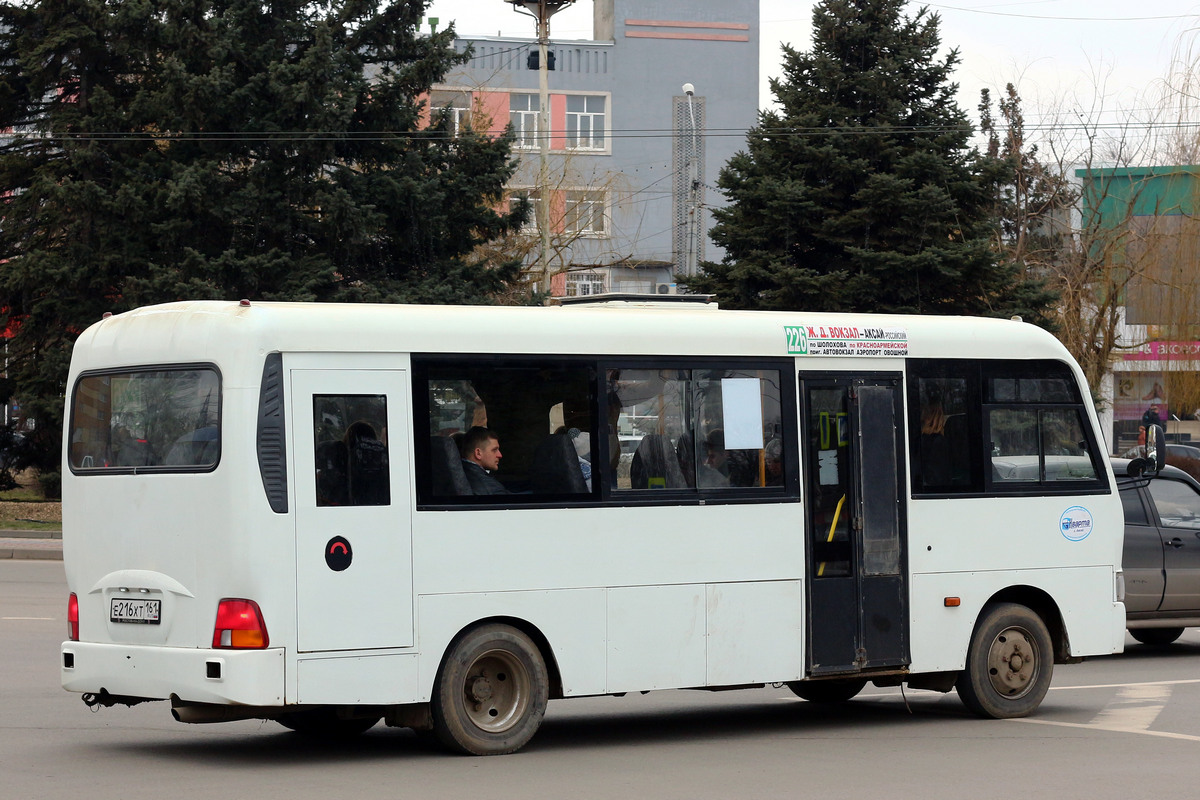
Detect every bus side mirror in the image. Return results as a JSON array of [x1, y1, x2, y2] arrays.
[[1128, 424, 1167, 478], [1146, 424, 1167, 474]]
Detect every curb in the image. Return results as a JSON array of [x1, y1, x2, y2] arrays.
[[0, 534, 63, 560], [0, 546, 62, 560]]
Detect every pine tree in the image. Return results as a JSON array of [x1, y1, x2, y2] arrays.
[[0, 0, 526, 475], [683, 0, 1055, 322]]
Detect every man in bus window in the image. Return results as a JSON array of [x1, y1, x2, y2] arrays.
[[460, 426, 512, 495]]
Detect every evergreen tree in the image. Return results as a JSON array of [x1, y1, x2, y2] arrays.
[[683, 0, 1055, 322], [0, 0, 526, 475]]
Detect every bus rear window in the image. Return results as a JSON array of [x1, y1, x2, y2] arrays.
[[69, 367, 221, 472]]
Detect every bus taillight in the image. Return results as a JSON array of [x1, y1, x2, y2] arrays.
[[67, 593, 79, 641], [212, 599, 269, 649]]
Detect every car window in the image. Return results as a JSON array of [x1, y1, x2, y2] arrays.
[[1148, 478, 1200, 529], [1120, 485, 1150, 526]]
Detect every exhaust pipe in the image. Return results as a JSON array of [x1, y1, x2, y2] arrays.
[[170, 697, 273, 724]]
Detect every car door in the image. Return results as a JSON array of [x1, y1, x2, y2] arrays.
[[1120, 481, 1165, 614], [1146, 476, 1200, 612]]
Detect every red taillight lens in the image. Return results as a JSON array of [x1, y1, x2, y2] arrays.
[[212, 598, 268, 649], [67, 592, 79, 641]]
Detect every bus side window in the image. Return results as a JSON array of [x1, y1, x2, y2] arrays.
[[915, 377, 970, 491], [314, 394, 389, 507], [608, 367, 786, 492], [909, 360, 1103, 495], [985, 370, 1099, 486], [416, 359, 597, 503], [609, 369, 690, 490]]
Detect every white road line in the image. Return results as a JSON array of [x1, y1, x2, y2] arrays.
[[1050, 678, 1200, 691], [864, 680, 1200, 741], [1089, 683, 1170, 731], [1010, 717, 1200, 743]]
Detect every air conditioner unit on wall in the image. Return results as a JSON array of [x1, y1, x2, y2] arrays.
[[656, 283, 678, 295]]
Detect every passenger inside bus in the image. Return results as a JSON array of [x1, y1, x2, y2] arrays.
[[698, 429, 730, 488], [346, 421, 389, 505], [460, 426, 512, 495], [919, 399, 951, 487]]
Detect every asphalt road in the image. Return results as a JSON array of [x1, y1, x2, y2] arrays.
[[5, 559, 1200, 800]]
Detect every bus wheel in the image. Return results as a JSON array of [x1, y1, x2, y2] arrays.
[[431, 624, 549, 756], [786, 678, 867, 703], [1130, 627, 1184, 646], [956, 603, 1052, 719], [277, 708, 380, 737]]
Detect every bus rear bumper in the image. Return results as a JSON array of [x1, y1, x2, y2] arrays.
[[61, 642, 285, 707]]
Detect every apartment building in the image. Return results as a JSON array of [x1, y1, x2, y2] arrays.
[[431, 0, 760, 297]]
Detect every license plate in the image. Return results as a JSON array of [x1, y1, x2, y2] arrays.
[[110, 597, 161, 624]]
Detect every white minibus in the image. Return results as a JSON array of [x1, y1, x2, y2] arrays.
[[60, 298, 1126, 754]]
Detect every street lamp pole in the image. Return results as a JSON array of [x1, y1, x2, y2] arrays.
[[683, 83, 700, 278], [536, 12, 551, 294], [506, 1, 575, 296]]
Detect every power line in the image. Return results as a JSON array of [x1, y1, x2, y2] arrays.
[[927, 3, 1199, 22], [12, 117, 1200, 144]]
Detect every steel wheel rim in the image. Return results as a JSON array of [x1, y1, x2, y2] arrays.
[[462, 648, 531, 733], [985, 625, 1040, 700]]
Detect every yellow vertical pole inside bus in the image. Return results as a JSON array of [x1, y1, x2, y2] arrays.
[[817, 494, 846, 577]]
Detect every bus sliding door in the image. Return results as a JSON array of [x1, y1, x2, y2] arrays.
[[290, 367, 414, 652], [801, 374, 909, 675]]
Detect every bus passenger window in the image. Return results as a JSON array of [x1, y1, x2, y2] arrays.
[[915, 377, 969, 490], [609, 369, 690, 490], [909, 359, 1104, 495], [988, 408, 1040, 482], [988, 408, 1097, 484], [694, 370, 784, 489], [607, 367, 786, 492], [416, 359, 597, 503], [314, 395, 389, 506]]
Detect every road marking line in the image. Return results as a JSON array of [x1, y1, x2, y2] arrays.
[[1050, 678, 1200, 691], [1009, 717, 1200, 743], [1090, 683, 1170, 731]]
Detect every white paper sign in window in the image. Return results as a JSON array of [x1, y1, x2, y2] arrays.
[[721, 378, 764, 450]]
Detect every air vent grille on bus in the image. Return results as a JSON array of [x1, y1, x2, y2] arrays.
[[257, 352, 289, 513]]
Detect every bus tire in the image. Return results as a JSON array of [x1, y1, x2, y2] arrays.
[[431, 623, 549, 756], [956, 602, 1053, 719], [1130, 627, 1184, 646], [277, 708, 380, 737], [786, 678, 867, 703]]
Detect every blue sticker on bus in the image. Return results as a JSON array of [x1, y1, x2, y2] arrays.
[[1060, 506, 1093, 541]]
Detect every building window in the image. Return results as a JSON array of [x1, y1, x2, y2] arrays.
[[566, 273, 605, 296], [510, 94, 539, 149], [429, 90, 472, 136], [507, 189, 540, 233], [565, 190, 607, 236], [566, 95, 605, 150]]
